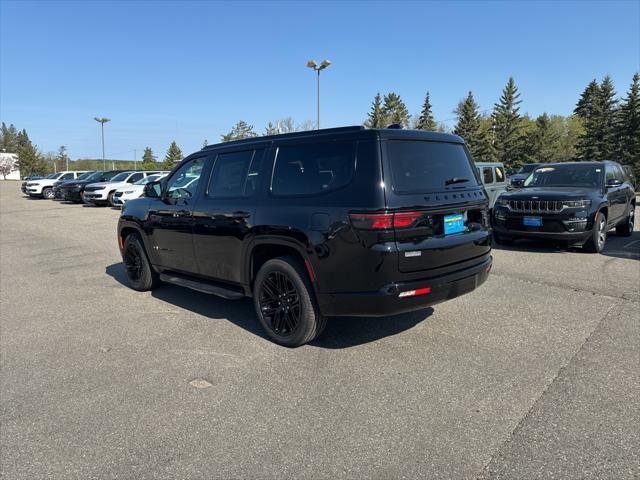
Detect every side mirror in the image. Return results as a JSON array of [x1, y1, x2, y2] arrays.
[[143, 181, 162, 198], [606, 178, 622, 188]]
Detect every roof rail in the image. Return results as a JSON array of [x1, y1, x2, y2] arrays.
[[202, 125, 366, 150]]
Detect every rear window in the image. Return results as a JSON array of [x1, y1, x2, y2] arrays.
[[386, 141, 479, 194], [271, 141, 355, 196]]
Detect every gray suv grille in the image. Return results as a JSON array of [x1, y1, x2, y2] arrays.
[[508, 200, 564, 213]]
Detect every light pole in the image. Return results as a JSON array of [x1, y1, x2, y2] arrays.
[[306, 59, 331, 129], [94, 117, 110, 169]]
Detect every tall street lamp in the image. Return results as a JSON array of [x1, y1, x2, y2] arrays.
[[306, 59, 331, 129], [94, 117, 110, 169]]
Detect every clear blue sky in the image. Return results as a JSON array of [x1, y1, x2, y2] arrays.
[[1, 0, 638, 160]]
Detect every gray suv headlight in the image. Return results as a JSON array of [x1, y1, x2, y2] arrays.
[[561, 199, 591, 208]]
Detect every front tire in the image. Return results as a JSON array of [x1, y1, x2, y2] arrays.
[[42, 188, 55, 199], [615, 205, 635, 237], [107, 191, 116, 207], [584, 211, 607, 253], [122, 234, 159, 291], [253, 256, 325, 347]]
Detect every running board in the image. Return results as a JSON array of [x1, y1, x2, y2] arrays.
[[159, 273, 245, 299]]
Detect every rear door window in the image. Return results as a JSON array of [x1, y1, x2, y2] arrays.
[[483, 167, 494, 184], [386, 141, 479, 194], [271, 141, 355, 196], [207, 150, 263, 198]]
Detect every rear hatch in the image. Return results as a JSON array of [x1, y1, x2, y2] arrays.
[[381, 138, 490, 273]]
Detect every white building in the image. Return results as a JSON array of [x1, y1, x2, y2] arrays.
[[0, 152, 20, 180]]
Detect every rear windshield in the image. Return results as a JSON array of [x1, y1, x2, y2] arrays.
[[386, 141, 479, 194]]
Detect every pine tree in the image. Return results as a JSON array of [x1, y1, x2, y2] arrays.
[[0, 123, 19, 152], [453, 92, 493, 160], [526, 113, 561, 163], [596, 76, 618, 158], [618, 73, 640, 177], [265, 122, 279, 135], [15, 129, 47, 176], [221, 121, 257, 142], [141, 147, 157, 170], [202, 139, 208, 148], [382, 92, 410, 127], [574, 80, 600, 159], [365, 93, 385, 128], [416, 92, 437, 131], [492, 77, 524, 167], [162, 141, 183, 170]]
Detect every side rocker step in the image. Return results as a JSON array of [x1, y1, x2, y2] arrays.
[[159, 273, 245, 299]]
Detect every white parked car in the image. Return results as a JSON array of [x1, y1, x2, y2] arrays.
[[84, 171, 165, 206], [112, 173, 169, 206], [25, 171, 89, 199]]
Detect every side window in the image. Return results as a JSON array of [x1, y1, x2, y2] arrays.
[[165, 157, 205, 200], [483, 167, 494, 184], [207, 150, 263, 198], [495, 166, 505, 183], [128, 172, 144, 183], [61, 173, 74, 180], [271, 141, 355, 196]]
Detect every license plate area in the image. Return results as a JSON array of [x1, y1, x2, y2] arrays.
[[444, 213, 465, 235], [523, 216, 542, 227]]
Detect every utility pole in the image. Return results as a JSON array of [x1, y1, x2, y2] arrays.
[[94, 117, 110, 169]]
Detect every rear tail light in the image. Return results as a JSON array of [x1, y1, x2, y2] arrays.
[[398, 287, 431, 298], [349, 211, 425, 230]]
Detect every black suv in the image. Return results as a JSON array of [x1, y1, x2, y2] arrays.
[[59, 170, 125, 203], [117, 126, 493, 346], [493, 161, 636, 252]]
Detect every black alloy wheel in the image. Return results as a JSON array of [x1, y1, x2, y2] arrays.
[[259, 271, 301, 337], [122, 234, 159, 291]]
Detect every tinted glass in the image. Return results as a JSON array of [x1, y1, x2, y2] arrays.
[[613, 165, 625, 182], [61, 173, 75, 180], [110, 172, 131, 182], [524, 164, 602, 188], [495, 166, 505, 182], [166, 158, 205, 199], [207, 150, 262, 198], [519, 164, 539, 174], [76, 171, 95, 180], [271, 142, 354, 196], [483, 167, 494, 184], [387, 141, 478, 194], [128, 172, 144, 183], [136, 174, 162, 185]]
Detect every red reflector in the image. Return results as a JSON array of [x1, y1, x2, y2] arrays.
[[304, 259, 316, 283], [398, 286, 431, 298], [118, 235, 124, 250]]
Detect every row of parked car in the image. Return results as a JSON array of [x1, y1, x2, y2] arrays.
[[21, 169, 170, 206]]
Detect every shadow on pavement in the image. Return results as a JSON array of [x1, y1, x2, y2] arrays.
[[601, 230, 640, 261], [105, 263, 434, 349]]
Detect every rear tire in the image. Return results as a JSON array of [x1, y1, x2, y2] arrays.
[[253, 256, 325, 347], [584, 211, 607, 253], [615, 205, 635, 237], [122, 233, 160, 291]]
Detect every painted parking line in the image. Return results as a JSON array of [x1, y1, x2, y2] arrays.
[[623, 240, 640, 249]]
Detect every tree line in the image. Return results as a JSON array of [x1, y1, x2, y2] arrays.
[[364, 74, 639, 176]]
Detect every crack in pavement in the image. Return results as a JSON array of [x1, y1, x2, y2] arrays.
[[475, 302, 624, 479]]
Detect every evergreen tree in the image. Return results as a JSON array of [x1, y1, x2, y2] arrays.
[[453, 92, 493, 160], [416, 92, 437, 131], [265, 122, 279, 135], [202, 139, 208, 148], [365, 93, 385, 128], [162, 141, 183, 170], [618, 73, 640, 177], [221, 121, 257, 142], [0, 123, 19, 152], [575, 76, 618, 159], [141, 147, 157, 170], [15, 129, 47, 176], [381, 92, 410, 127], [56, 145, 70, 171], [525, 113, 561, 163], [492, 77, 524, 167]]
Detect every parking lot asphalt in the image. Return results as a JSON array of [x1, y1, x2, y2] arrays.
[[1, 181, 638, 480]]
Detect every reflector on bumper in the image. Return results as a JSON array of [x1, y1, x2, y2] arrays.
[[398, 287, 431, 298]]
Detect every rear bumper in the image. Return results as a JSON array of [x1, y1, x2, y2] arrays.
[[317, 256, 492, 317]]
